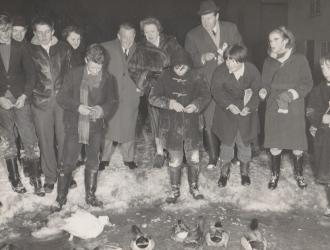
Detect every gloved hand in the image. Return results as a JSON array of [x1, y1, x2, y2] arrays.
[[227, 104, 241, 115], [277, 98, 289, 113], [278, 91, 294, 103], [322, 114, 330, 124]]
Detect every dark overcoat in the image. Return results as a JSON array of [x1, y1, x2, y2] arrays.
[[149, 68, 211, 151], [184, 21, 243, 129], [56, 66, 119, 133], [307, 83, 330, 184], [262, 53, 313, 150], [211, 62, 261, 145], [102, 39, 140, 142]]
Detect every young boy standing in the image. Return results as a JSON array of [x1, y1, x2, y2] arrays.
[[211, 44, 261, 187], [307, 53, 330, 216]]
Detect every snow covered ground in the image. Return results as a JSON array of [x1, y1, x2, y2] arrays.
[[0, 124, 329, 248]]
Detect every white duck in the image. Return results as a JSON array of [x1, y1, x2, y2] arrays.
[[205, 220, 230, 248], [130, 225, 155, 250], [62, 210, 110, 240], [241, 219, 267, 250]]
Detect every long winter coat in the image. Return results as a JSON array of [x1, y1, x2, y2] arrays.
[[102, 39, 140, 142], [185, 21, 243, 129], [262, 53, 313, 150], [149, 68, 211, 151], [211, 62, 261, 145], [306, 82, 330, 184], [56, 66, 119, 133]]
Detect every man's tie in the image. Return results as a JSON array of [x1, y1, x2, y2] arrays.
[[212, 30, 216, 37], [124, 49, 129, 60]]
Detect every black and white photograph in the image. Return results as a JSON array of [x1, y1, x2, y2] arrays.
[[0, 0, 330, 249]]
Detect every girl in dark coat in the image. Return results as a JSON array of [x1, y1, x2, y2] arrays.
[[149, 49, 211, 203], [53, 44, 119, 211], [211, 44, 261, 187], [129, 17, 182, 169], [307, 53, 330, 216], [260, 26, 313, 190]]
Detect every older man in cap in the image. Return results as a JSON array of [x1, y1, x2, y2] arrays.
[[185, 0, 243, 170]]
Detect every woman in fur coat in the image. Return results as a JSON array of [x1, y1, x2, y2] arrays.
[[129, 17, 182, 168]]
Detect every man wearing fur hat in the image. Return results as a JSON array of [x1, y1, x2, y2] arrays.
[[185, 0, 243, 169], [30, 16, 72, 194], [149, 48, 211, 203]]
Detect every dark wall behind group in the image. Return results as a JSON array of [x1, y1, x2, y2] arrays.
[[0, 0, 288, 70]]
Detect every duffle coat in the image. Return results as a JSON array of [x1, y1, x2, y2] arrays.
[[149, 68, 211, 151]]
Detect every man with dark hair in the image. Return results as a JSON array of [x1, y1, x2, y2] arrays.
[[30, 16, 72, 194], [54, 44, 118, 210], [100, 23, 140, 170], [0, 13, 44, 196], [211, 44, 261, 187], [11, 15, 28, 42], [185, 0, 243, 169]]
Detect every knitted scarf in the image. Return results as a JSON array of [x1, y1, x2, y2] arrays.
[[78, 68, 102, 144]]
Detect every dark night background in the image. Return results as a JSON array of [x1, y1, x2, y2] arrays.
[[0, 0, 289, 70]]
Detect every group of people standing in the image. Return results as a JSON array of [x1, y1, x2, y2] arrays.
[[1, 0, 330, 215]]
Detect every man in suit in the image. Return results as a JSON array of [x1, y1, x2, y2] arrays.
[[0, 13, 44, 196], [185, 0, 243, 169], [99, 23, 140, 170]]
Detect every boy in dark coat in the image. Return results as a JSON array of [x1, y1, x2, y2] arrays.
[[211, 44, 261, 187], [149, 49, 211, 203], [307, 53, 330, 216], [53, 44, 119, 211]]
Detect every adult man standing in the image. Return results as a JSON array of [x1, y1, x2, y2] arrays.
[[0, 13, 44, 196], [185, 0, 243, 169], [100, 23, 140, 170], [11, 15, 28, 43], [30, 16, 71, 193]]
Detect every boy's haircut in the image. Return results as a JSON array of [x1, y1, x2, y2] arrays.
[[223, 44, 248, 62], [62, 25, 83, 40], [0, 13, 12, 27], [140, 17, 163, 33], [31, 16, 54, 31], [320, 53, 330, 65], [118, 22, 136, 33], [85, 43, 105, 65]]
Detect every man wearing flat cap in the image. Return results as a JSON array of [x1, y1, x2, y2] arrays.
[[11, 15, 28, 43], [185, 0, 243, 170]]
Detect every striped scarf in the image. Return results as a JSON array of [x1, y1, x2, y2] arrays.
[[78, 68, 102, 144]]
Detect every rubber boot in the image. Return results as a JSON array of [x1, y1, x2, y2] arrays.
[[268, 153, 281, 190], [6, 157, 26, 193], [29, 159, 45, 196], [240, 161, 251, 186], [187, 164, 204, 200], [292, 153, 307, 189], [217, 160, 231, 187], [85, 169, 103, 207], [165, 167, 181, 204], [53, 170, 72, 212], [203, 129, 220, 168], [21, 158, 31, 178]]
